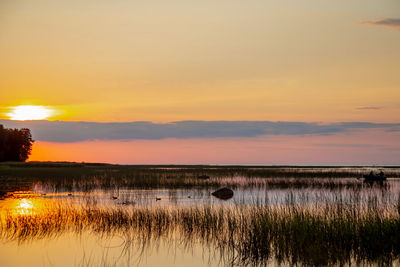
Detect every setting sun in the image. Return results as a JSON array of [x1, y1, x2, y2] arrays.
[[6, 105, 54, 121]]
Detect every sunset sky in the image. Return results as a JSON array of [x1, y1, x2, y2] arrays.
[[1, 0, 399, 164]]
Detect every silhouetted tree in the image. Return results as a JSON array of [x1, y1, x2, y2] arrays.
[[0, 125, 34, 162]]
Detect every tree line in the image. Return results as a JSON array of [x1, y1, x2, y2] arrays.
[[0, 125, 34, 162]]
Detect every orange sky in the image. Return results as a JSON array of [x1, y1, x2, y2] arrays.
[[1, 0, 400, 123], [29, 129, 400, 165], [1, 1, 399, 164]]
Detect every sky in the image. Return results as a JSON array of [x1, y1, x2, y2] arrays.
[[0, 0, 399, 164]]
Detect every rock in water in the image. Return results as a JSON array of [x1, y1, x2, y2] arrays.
[[211, 187, 234, 200]]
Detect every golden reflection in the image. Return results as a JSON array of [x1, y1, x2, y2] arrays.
[[15, 199, 34, 215], [2, 194, 48, 216]]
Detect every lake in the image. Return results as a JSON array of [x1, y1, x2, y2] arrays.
[[1, 164, 400, 266]]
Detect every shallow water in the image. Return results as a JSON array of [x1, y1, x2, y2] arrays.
[[26, 178, 400, 207], [0, 231, 217, 267], [2, 177, 400, 266]]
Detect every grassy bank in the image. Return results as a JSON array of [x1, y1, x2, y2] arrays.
[[1, 162, 399, 192]]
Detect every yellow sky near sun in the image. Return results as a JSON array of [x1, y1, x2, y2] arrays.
[[0, 0, 399, 122]]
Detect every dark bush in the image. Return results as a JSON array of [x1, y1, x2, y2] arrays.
[[0, 124, 34, 162]]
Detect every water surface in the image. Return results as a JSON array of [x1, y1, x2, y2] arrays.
[[2, 170, 400, 266]]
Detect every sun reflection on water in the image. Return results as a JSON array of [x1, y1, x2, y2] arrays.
[[15, 199, 34, 215], [1, 193, 48, 216]]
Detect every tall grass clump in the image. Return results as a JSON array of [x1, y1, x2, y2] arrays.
[[2, 193, 400, 266]]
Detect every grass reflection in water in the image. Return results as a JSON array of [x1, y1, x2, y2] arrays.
[[2, 190, 400, 266]]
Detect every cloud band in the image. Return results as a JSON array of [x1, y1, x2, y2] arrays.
[[1, 120, 399, 143]]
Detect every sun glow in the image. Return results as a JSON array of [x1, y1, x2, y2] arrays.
[[3, 193, 48, 216], [14, 199, 34, 215], [6, 105, 54, 120]]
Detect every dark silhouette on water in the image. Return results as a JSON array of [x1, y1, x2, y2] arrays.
[[364, 171, 387, 184], [211, 187, 234, 200]]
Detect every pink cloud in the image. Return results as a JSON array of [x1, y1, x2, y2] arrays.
[[30, 129, 400, 165], [362, 18, 400, 31]]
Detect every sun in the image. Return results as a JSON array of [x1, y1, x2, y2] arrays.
[[6, 105, 54, 120]]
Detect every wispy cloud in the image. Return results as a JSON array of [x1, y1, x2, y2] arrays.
[[1, 120, 400, 143], [311, 143, 377, 148], [361, 18, 400, 31], [356, 106, 382, 110]]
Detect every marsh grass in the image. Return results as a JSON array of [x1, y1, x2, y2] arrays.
[[2, 191, 400, 266], [2, 164, 400, 265], [2, 163, 399, 193]]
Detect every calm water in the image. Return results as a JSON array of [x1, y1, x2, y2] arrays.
[[1, 177, 400, 266]]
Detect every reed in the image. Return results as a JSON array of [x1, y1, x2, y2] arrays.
[[2, 191, 400, 266], [1, 163, 399, 192], [2, 164, 400, 265]]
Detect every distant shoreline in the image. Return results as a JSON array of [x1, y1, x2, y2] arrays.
[[0, 161, 399, 168]]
